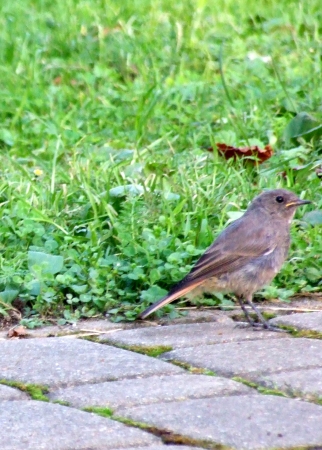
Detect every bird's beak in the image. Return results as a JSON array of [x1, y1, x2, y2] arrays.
[[286, 199, 311, 208]]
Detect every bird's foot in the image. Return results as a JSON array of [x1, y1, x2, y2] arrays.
[[236, 297, 289, 333], [241, 298, 289, 333], [234, 320, 288, 333], [261, 322, 289, 333]]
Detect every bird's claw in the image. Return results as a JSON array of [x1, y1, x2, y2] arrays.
[[234, 321, 288, 333]]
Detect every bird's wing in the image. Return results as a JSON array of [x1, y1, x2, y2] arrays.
[[180, 213, 277, 287]]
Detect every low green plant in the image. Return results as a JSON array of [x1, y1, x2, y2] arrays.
[[0, 380, 49, 401]]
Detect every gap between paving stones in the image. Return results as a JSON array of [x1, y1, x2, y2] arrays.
[[3, 333, 321, 420], [0, 401, 160, 450], [45, 330, 322, 440], [0, 378, 214, 448], [161, 337, 322, 378], [270, 311, 322, 332], [94, 325, 317, 403], [94, 320, 322, 408], [0, 337, 185, 388], [5, 374, 322, 450], [80, 320, 322, 409], [0, 379, 50, 402], [111, 415, 226, 450], [84, 405, 228, 450], [98, 321, 288, 350], [87, 337, 174, 358], [0, 330, 260, 449], [102, 344, 322, 405], [116, 395, 322, 449], [0, 333, 261, 449], [0, 383, 228, 449], [49, 374, 257, 409], [157, 336, 322, 411], [98, 336, 322, 409]]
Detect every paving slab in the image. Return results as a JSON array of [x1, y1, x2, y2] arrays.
[[49, 373, 255, 409], [0, 384, 29, 401], [0, 400, 158, 450], [27, 319, 127, 338], [158, 309, 234, 325], [162, 337, 322, 378], [102, 321, 285, 349], [0, 319, 129, 340], [259, 367, 322, 399], [0, 337, 183, 388], [118, 394, 322, 449], [286, 296, 322, 309], [112, 447, 205, 450], [270, 311, 322, 332]]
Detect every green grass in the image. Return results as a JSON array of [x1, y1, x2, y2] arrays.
[[0, 379, 49, 401], [0, 0, 321, 324], [101, 341, 173, 357], [83, 406, 114, 418]]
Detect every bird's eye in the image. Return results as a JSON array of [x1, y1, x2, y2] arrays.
[[276, 196, 284, 203]]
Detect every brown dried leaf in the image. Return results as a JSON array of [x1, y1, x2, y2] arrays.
[[53, 76, 63, 85], [7, 326, 28, 339], [215, 143, 273, 164]]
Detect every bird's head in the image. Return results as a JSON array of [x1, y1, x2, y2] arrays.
[[248, 189, 311, 222]]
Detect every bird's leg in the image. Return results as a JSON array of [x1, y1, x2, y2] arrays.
[[236, 297, 256, 326], [244, 296, 287, 333], [245, 297, 268, 326]]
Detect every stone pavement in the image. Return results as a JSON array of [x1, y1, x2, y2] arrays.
[[0, 303, 322, 450]]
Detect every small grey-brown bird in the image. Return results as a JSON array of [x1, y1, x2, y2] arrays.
[[139, 189, 310, 330]]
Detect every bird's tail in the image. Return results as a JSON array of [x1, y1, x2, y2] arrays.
[[138, 281, 203, 319]]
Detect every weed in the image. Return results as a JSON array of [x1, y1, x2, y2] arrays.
[[0, 380, 49, 401], [83, 406, 114, 418], [101, 341, 173, 357]]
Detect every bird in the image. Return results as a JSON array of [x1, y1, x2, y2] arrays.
[[138, 189, 311, 330]]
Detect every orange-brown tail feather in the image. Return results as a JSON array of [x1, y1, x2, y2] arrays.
[[138, 282, 202, 319]]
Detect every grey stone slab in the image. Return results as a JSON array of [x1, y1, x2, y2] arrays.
[[112, 447, 204, 450], [0, 384, 29, 401], [111, 447, 204, 450], [118, 395, 322, 449], [259, 367, 322, 399], [284, 297, 322, 309], [0, 400, 158, 450], [102, 321, 285, 349], [270, 311, 322, 332], [157, 309, 234, 325], [24, 319, 128, 338], [49, 373, 255, 409], [162, 337, 322, 378], [0, 337, 183, 388], [0, 320, 129, 340]]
